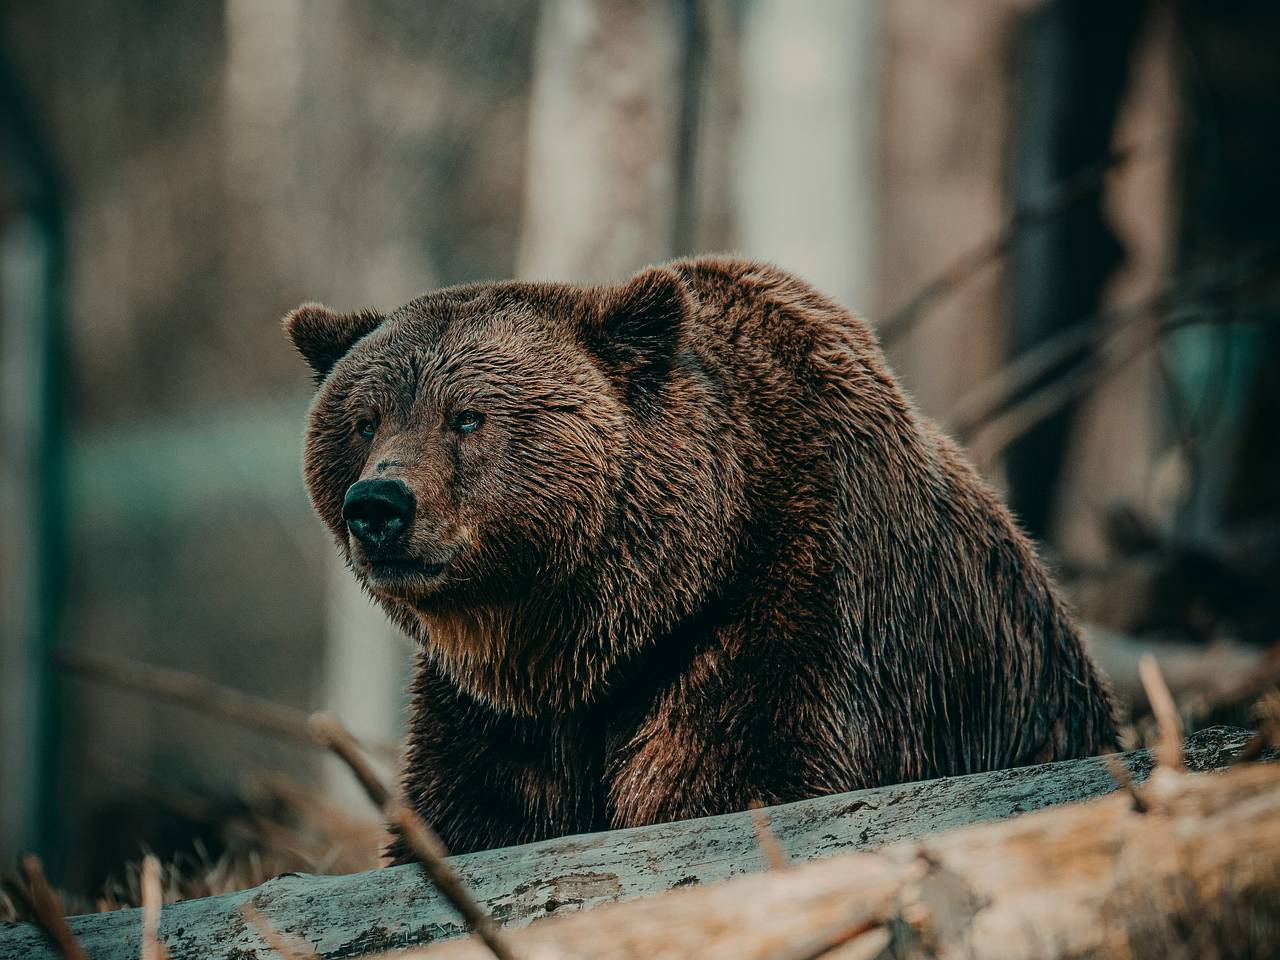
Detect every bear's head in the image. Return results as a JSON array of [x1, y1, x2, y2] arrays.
[[285, 266, 730, 711]]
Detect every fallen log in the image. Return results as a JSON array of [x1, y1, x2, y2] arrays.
[[0, 726, 1261, 959], [405, 748, 1280, 960]]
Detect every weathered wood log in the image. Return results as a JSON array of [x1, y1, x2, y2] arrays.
[[405, 744, 1280, 960], [0, 726, 1259, 959]]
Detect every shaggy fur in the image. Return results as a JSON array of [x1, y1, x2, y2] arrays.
[[285, 257, 1117, 858]]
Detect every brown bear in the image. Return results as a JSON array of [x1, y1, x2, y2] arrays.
[[285, 256, 1117, 858]]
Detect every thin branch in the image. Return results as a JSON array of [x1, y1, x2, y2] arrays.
[[1, 856, 89, 960], [959, 286, 1180, 459], [950, 249, 1279, 457], [241, 902, 319, 960], [1139, 655, 1184, 773], [59, 648, 399, 761], [311, 712, 519, 960], [960, 262, 1279, 459], [877, 143, 1152, 346], [1100, 753, 1150, 814], [967, 350, 1116, 462], [948, 293, 1160, 439], [386, 804, 520, 960], [307, 712, 393, 808]]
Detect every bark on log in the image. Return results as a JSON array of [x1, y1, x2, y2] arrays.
[[0, 726, 1261, 959], [404, 748, 1280, 960]]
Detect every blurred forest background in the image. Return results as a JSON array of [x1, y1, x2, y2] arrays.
[[1, 0, 1278, 906]]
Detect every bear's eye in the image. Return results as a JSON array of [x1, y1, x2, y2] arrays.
[[452, 410, 484, 435], [355, 416, 378, 440]]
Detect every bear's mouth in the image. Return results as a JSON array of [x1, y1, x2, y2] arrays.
[[374, 558, 447, 578], [361, 551, 456, 597]]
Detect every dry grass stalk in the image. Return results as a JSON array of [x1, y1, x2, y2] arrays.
[[1, 855, 89, 960], [1138, 654, 1183, 772], [96, 840, 295, 914], [139, 855, 169, 960], [241, 902, 320, 960], [239, 773, 386, 875], [749, 800, 788, 871], [310, 711, 520, 960]]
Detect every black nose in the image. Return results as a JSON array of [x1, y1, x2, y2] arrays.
[[342, 478, 415, 551]]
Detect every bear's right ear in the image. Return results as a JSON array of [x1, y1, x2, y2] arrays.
[[282, 303, 383, 382], [584, 266, 691, 394]]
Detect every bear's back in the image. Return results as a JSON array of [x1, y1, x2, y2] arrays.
[[667, 255, 1117, 779]]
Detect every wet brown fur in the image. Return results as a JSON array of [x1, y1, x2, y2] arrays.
[[284, 256, 1117, 858]]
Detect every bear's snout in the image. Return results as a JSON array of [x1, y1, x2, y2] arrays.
[[343, 478, 415, 554]]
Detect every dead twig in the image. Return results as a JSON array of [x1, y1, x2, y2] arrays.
[[949, 293, 1159, 440], [241, 902, 320, 960], [953, 250, 1278, 458], [1139, 655, 1184, 772], [966, 306, 1161, 461], [387, 805, 520, 960], [1100, 753, 1150, 814], [307, 712, 394, 807], [59, 648, 400, 761], [749, 800, 788, 871], [140, 855, 169, 960], [1, 856, 89, 960], [311, 712, 520, 960]]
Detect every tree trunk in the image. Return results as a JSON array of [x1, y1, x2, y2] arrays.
[[517, 0, 683, 283]]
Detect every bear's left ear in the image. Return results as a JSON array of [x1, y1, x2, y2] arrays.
[[283, 303, 384, 383], [586, 266, 690, 389]]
